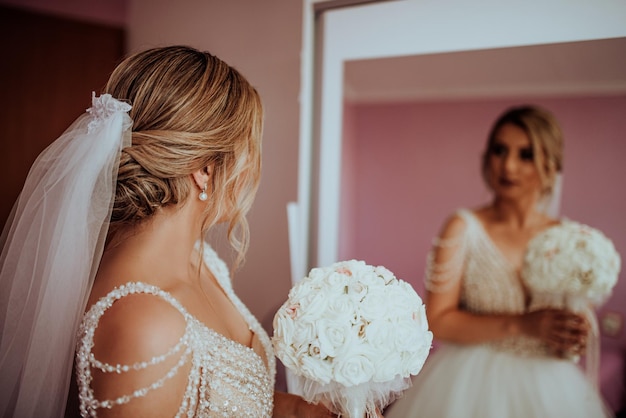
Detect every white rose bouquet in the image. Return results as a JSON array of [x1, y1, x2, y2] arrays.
[[522, 220, 621, 312], [272, 260, 432, 418]]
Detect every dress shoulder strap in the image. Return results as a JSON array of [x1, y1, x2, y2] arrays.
[[87, 281, 191, 320], [455, 208, 477, 227], [425, 209, 472, 292], [76, 282, 193, 415]]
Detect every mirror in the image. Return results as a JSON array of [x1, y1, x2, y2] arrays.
[[338, 38, 626, 293], [303, 0, 626, 271], [334, 35, 626, 413], [293, 1, 626, 406]]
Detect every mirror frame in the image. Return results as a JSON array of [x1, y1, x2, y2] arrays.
[[293, 0, 626, 278]]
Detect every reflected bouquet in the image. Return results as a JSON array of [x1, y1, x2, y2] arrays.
[[522, 221, 621, 311], [272, 260, 432, 418]]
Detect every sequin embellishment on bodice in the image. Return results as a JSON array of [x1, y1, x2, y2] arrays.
[[426, 209, 551, 357], [75, 244, 275, 417]]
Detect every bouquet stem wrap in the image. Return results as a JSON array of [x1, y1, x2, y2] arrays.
[[567, 297, 601, 391], [298, 375, 412, 417], [530, 292, 601, 388]]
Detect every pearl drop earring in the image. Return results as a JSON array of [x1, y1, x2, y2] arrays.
[[199, 184, 208, 201]]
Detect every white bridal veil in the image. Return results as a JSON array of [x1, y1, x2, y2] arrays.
[[0, 94, 132, 418], [538, 173, 563, 219]]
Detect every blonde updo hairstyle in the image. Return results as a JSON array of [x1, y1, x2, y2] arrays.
[[104, 46, 263, 268], [481, 105, 563, 196]]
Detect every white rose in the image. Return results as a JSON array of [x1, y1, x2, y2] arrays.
[[321, 269, 350, 290], [373, 265, 397, 284], [345, 278, 368, 302], [392, 317, 429, 352], [288, 278, 316, 301], [356, 270, 384, 289], [296, 320, 320, 349], [332, 346, 376, 386], [335, 259, 367, 274], [326, 290, 360, 325], [306, 266, 329, 282], [372, 348, 404, 382], [273, 308, 296, 346], [358, 290, 389, 323], [385, 282, 421, 319], [364, 317, 393, 349], [300, 353, 333, 384], [274, 342, 299, 371], [402, 338, 432, 375], [307, 339, 325, 358], [273, 317, 304, 371], [316, 316, 353, 358], [297, 289, 331, 322], [293, 338, 312, 359]]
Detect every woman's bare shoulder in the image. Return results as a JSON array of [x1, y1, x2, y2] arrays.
[[80, 288, 190, 417], [438, 208, 476, 239], [89, 285, 187, 366]]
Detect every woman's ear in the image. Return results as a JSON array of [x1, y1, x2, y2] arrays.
[[191, 165, 213, 191]]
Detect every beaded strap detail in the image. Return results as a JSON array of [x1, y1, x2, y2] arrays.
[[76, 244, 276, 417], [76, 282, 194, 417]]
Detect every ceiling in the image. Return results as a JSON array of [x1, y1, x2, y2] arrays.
[[344, 37, 626, 103]]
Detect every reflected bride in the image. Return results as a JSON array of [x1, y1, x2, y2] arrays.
[[385, 105, 617, 418]]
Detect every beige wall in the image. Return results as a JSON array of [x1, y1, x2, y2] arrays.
[[127, 0, 304, 332]]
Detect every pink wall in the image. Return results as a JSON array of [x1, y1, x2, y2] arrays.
[[340, 96, 626, 332], [340, 95, 626, 409]]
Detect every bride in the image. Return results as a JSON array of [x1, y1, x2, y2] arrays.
[[0, 45, 334, 417], [385, 105, 613, 418]]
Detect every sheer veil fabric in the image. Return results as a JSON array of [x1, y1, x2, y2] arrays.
[[0, 94, 132, 418], [538, 173, 563, 219]]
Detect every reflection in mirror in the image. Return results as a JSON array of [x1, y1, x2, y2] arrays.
[[339, 37, 626, 413]]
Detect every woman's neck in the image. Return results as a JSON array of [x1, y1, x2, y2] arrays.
[[490, 195, 544, 229], [102, 201, 205, 285]]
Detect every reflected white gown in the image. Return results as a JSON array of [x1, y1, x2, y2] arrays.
[[386, 209, 612, 418]]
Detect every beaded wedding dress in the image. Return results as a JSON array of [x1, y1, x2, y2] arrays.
[[75, 243, 276, 417], [386, 209, 611, 418]]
